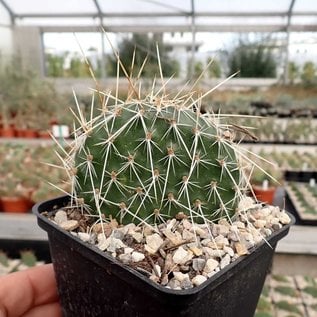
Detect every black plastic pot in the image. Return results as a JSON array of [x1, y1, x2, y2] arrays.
[[284, 170, 317, 183], [33, 195, 293, 317]]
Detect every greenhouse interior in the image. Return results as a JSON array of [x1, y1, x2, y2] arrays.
[[0, 0, 317, 316]]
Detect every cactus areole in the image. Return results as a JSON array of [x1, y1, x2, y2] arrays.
[[73, 97, 241, 224]]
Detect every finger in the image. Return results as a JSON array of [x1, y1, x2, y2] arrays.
[[23, 302, 62, 317], [0, 264, 59, 317]]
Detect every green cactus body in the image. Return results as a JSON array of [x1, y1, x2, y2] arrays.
[[72, 96, 241, 224]]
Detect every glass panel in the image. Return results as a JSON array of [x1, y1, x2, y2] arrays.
[[2, 0, 317, 31], [8, 0, 97, 14], [16, 17, 100, 26], [99, 0, 191, 14], [195, 16, 287, 26], [293, 0, 317, 12], [195, 0, 292, 13]]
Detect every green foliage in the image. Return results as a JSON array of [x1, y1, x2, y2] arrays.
[[274, 286, 298, 297], [193, 61, 204, 79], [68, 54, 91, 78], [303, 286, 317, 298], [46, 53, 65, 77], [46, 52, 92, 78], [256, 297, 272, 311], [261, 285, 270, 297], [106, 34, 179, 78], [301, 61, 316, 87], [0, 55, 60, 130], [304, 276, 317, 286], [207, 58, 222, 78], [0, 143, 68, 200], [272, 274, 290, 283], [20, 250, 38, 267], [288, 61, 299, 84], [0, 251, 9, 267], [275, 301, 301, 314], [228, 41, 276, 78]]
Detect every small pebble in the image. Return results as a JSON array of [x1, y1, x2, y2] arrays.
[[131, 251, 145, 262], [192, 258, 206, 272], [173, 271, 189, 282], [220, 254, 231, 269], [78, 232, 90, 242], [192, 275, 207, 286], [54, 210, 68, 224], [145, 233, 164, 254], [173, 247, 193, 265], [278, 212, 291, 225], [234, 242, 249, 256], [204, 258, 219, 273], [59, 220, 79, 231], [118, 253, 132, 264]]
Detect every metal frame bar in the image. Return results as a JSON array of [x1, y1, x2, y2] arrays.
[[283, 0, 297, 84], [38, 24, 316, 33], [11, 11, 317, 19], [0, 0, 15, 24], [92, 0, 106, 78], [189, 0, 196, 79]]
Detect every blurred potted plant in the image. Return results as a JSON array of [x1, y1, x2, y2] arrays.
[[0, 173, 33, 213], [0, 56, 60, 138], [251, 163, 283, 205], [0, 145, 37, 212], [0, 57, 31, 138]]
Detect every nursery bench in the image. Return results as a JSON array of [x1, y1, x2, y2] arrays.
[[0, 213, 50, 261]]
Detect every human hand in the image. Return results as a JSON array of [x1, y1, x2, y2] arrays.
[[0, 263, 61, 317]]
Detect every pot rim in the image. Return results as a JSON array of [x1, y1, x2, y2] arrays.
[[33, 195, 294, 297]]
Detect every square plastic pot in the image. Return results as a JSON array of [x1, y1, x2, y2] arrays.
[[33, 195, 293, 317]]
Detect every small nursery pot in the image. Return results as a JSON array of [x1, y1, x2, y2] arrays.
[[252, 185, 276, 205], [0, 127, 16, 138], [33, 195, 293, 317], [1, 196, 33, 213]]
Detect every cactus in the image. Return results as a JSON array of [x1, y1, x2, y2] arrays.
[[63, 87, 251, 226], [54, 48, 268, 226]]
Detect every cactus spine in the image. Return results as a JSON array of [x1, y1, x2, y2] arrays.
[[66, 89, 247, 225]]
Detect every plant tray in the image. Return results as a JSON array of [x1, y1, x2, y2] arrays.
[[285, 182, 317, 226], [284, 170, 317, 183]]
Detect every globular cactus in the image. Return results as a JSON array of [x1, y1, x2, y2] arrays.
[[66, 90, 246, 226]]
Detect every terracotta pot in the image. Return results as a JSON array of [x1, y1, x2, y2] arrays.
[[252, 185, 276, 205], [23, 129, 39, 138], [39, 130, 51, 139], [1, 127, 16, 138], [16, 129, 27, 138], [1, 196, 33, 213]]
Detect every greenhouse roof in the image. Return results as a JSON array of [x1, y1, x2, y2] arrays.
[[1, 0, 317, 33]]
